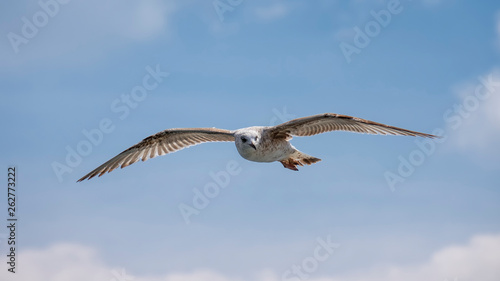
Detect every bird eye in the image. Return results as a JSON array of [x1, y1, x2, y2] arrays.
[[241, 137, 247, 143]]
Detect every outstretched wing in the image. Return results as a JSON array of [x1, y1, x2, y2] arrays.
[[269, 113, 437, 139], [77, 128, 234, 181]]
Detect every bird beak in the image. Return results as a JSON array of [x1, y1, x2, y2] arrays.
[[250, 143, 257, 150]]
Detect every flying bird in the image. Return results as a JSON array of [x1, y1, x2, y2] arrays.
[[77, 113, 437, 181]]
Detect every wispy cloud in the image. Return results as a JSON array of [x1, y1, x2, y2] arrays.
[[254, 3, 290, 22], [421, 0, 447, 7], [120, 0, 173, 40], [496, 11, 500, 51], [1, 0, 176, 69], [447, 70, 500, 158]]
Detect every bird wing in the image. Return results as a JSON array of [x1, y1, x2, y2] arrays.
[[77, 128, 234, 181], [269, 113, 437, 139]]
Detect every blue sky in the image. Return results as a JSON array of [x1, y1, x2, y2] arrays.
[[1, 0, 500, 280]]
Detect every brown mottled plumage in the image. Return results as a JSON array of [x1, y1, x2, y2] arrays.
[[77, 113, 438, 181]]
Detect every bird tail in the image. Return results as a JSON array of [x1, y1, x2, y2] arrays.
[[279, 151, 321, 171]]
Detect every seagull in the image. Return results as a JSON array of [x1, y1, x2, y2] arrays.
[[77, 113, 437, 181]]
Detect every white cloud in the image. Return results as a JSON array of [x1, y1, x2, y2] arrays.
[[0, 243, 240, 281], [0, 243, 110, 281], [1, 233, 500, 281], [328, 233, 500, 281], [447, 69, 500, 157]]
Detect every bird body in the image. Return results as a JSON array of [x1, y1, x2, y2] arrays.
[[234, 126, 292, 162], [233, 126, 320, 170], [77, 113, 437, 181]]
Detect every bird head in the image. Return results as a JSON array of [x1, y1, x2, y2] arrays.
[[234, 128, 260, 154]]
